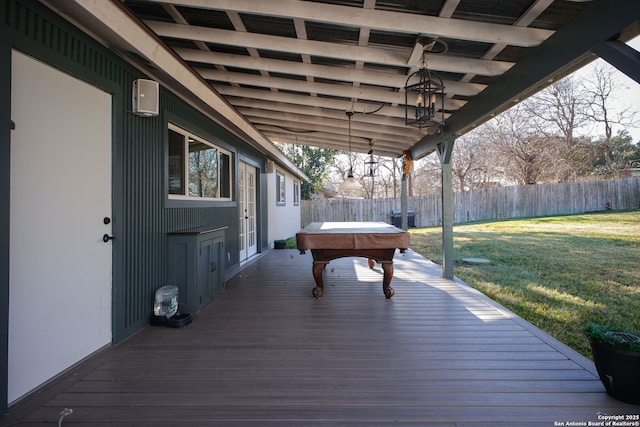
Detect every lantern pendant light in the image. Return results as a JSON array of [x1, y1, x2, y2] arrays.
[[338, 110, 363, 192], [365, 139, 378, 177], [405, 37, 446, 129]]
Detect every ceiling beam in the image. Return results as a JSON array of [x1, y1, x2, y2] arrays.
[[262, 131, 403, 158], [244, 118, 420, 151], [176, 47, 513, 78], [259, 125, 412, 155], [229, 97, 452, 126], [215, 86, 466, 116], [439, 0, 461, 18], [292, 17, 315, 88], [591, 40, 640, 84], [199, 69, 485, 100], [459, 0, 554, 84], [238, 108, 422, 140], [146, 0, 553, 47], [145, 21, 409, 67], [229, 97, 405, 122]]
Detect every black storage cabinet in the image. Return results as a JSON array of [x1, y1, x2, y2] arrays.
[[167, 226, 227, 313]]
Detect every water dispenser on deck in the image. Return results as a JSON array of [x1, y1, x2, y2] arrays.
[[150, 285, 192, 327]]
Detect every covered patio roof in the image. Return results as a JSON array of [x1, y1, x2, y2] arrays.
[[44, 0, 640, 160]]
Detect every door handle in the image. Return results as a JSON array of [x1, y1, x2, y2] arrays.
[[210, 262, 217, 272], [103, 234, 115, 243]]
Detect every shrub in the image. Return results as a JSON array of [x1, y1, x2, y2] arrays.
[[584, 323, 640, 352]]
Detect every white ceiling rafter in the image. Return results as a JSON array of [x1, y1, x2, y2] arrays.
[[460, 0, 556, 83], [214, 86, 466, 117], [176, 48, 513, 78], [145, 21, 411, 66], [261, 130, 403, 158], [199, 69, 486, 100], [241, 109, 422, 141], [230, 97, 452, 128], [146, 0, 554, 47], [292, 17, 316, 90], [140, 1, 515, 155], [139, 0, 540, 158]]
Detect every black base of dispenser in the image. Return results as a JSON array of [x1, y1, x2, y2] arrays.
[[150, 312, 192, 328]]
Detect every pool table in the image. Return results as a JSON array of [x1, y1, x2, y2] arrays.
[[296, 222, 410, 298]]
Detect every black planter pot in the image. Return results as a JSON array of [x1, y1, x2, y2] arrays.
[[590, 340, 640, 404]]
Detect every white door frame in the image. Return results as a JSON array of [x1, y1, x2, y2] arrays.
[[239, 161, 257, 261]]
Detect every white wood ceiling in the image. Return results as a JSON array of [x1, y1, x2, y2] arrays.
[[120, 0, 589, 158]]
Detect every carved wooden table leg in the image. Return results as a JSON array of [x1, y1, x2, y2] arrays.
[[381, 261, 395, 299], [312, 261, 327, 298]]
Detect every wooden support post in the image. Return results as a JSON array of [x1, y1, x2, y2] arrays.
[[438, 139, 455, 280], [400, 151, 411, 231], [400, 173, 408, 230]]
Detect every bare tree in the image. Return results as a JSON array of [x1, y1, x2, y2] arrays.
[[583, 64, 639, 176], [484, 104, 559, 185], [329, 153, 398, 198], [451, 131, 498, 191], [411, 154, 442, 195], [526, 76, 591, 181], [370, 156, 401, 199], [320, 65, 640, 196]]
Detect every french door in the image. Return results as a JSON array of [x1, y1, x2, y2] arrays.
[[239, 161, 257, 261]]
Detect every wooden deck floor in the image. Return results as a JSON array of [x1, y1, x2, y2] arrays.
[[3, 249, 638, 426]]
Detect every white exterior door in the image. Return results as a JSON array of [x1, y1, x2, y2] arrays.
[[8, 51, 112, 404], [239, 161, 257, 261]]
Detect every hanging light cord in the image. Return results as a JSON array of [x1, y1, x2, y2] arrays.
[[347, 110, 354, 172], [360, 103, 386, 115]]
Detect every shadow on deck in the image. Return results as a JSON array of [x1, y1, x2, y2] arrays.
[[2, 249, 638, 426]]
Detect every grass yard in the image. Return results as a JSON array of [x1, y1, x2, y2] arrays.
[[409, 210, 640, 358]]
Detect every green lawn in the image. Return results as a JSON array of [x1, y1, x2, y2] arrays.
[[409, 210, 640, 358]]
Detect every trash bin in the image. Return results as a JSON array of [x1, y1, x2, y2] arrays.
[[390, 210, 415, 227]]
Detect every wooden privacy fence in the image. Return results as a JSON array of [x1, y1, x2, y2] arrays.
[[301, 177, 640, 227]]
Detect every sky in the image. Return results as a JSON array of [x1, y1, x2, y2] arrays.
[[571, 36, 640, 143]]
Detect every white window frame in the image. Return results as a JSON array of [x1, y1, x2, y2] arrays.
[[293, 181, 300, 206], [168, 123, 232, 201], [276, 171, 286, 206]]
